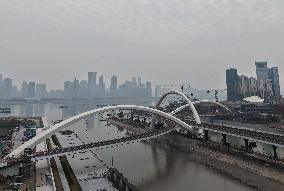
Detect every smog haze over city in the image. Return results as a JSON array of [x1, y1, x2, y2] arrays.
[[1, 1, 284, 191], [0, 0, 283, 90]]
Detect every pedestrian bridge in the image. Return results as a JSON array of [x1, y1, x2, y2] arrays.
[[31, 127, 175, 161], [7, 104, 195, 158]]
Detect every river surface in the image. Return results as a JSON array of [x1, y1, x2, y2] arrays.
[[0, 101, 254, 191]]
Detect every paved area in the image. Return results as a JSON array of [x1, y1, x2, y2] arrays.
[[35, 128, 55, 191], [56, 131, 117, 191], [11, 127, 25, 152], [45, 117, 70, 191]]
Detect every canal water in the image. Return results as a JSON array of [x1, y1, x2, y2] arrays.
[[1, 101, 254, 191]]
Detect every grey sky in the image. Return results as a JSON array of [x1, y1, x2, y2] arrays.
[[0, 0, 283, 91]]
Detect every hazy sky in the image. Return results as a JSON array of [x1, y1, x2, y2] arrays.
[[0, 0, 283, 91]]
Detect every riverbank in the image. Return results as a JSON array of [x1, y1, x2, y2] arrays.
[[109, 119, 284, 191], [155, 133, 284, 191]]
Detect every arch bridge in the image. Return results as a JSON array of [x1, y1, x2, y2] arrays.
[[7, 105, 193, 158], [2, 91, 284, 167]]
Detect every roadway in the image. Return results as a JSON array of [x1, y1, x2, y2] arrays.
[[183, 119, 284, 147], [31, 127, 175, 160]]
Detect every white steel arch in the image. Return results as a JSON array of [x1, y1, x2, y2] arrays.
[[170, 101, 232, 115], [8, 105, 192, 158], [155, 91, 201, 124]]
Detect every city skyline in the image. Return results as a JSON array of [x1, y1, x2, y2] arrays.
[[2, 61, 283, 93], [0, 1, 283, 90], [1, 1, 284, 191], [0, 72, 153, 99]]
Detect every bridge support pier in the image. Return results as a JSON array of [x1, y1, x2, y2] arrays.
[[272, 145, 278, 160], [130, 110, 134, 121], [150, 115, 156, 130], [222, 134, 227, 145], [204, 130, 209, 141], [108, 168, 137, 191], [244, 139, 249, 152]]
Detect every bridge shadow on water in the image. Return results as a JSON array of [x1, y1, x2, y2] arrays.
[[135, 141, 200, 190]]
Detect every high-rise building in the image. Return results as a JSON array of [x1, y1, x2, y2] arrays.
[[12, 86, 18, 98], [269, 67, 281, 101], [155, 85, 161, 98], [0, 74, 3, 99], [3, 78, 12, 99], [21, 81, 28, 98], [138, 77, 142, 86], [79, 80, 88, 98], [146, 82, 152, 98], [88, 72, 97, 98], [98, 75, 105, 98], [256, 62, 270, 80], [110, 75, 118, 97], [35, 84, 47, 98], [255, 62, 280, 103], [226, 62, 281, 103], [72, 78, 80, 99], [27, 82, 36, 98], [132, 77, 137, 86], [118, 81, 135, 98], [226, 68, 239, 101], [64, 81, 73, 99]]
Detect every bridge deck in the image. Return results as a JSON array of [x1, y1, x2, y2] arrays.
[[31, 127, 174, 159], [184, 120, 284, 147]]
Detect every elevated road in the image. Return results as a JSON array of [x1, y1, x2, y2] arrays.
[[184, 119, 284, 147]]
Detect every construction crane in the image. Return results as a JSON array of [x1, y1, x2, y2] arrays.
[[158, 83, 194, 99], [206, 89, 227, 102]]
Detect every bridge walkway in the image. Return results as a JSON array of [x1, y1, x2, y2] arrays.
[[31, 127, 175, 159]]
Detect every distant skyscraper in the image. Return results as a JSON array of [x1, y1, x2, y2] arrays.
[[226, 62, 281, 103], [132, 77, 137, 86], [64, 81, 73, 99], [270, 67, 281, 99], [98, 75, 106, 98], [118, 80, 135, 98], [255, 61, 280, 103], [146, 81, 152, 98], [3, 78, 12, 99], [255, 62, 270, 80], [35, 84, 47, 98], [21, 81, 28, 98], [79, 80, 88, 98], [226, 68, 239, 101], [27, 82, 36, 98], [138, 77, 142, 86], [88, 72, 97, 98], [155, 85, 161, 98], [0, 74, 3, 99], [12, 86, 18, 98], [72, 78, 80, 99], [110, 75, 118, 97]]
